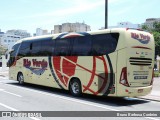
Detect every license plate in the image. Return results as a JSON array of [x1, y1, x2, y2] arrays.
[[138, 89, 143, 93]]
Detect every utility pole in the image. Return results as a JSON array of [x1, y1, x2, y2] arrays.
[[105, 0, 108, 29]]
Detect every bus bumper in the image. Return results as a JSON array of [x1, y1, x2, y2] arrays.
[[117, 85, 153, 97]]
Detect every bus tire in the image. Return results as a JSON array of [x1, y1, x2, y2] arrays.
[[17, 73, 24, 85], [69, 78, 82, 97]]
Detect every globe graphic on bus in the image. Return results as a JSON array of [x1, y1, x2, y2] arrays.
[[52, 33, 111, 95]]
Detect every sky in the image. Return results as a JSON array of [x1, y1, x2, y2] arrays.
[[0, 0, 160, 35]]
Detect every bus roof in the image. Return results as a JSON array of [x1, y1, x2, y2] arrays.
[[15, 28, 151, 44]]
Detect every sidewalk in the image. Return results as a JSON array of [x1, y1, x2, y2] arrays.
[[0, 68, 159, 101], [0, 67, 9, 77], [138, 77, 160, 102], [139, 90, 160, 102]]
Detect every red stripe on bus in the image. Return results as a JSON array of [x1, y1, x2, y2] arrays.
[[53, 56, 78, 87], [96, 56, 104, 60], [64, 35, 82, 38], [76, 64, 105, 79], [132, 46, 152, 50], [82, 56, 96, 92], [83, 85, 97, 95]]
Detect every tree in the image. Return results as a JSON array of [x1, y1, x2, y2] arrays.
[[153, 22, 160, 32], [142, 22, 160, 56], [141, 24, 150, 32], [153, 31, 160, 56], [0, 45, 7, 57]]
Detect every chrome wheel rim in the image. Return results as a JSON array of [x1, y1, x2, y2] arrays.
[[18, 74, 24, 84], [71, 82, 79, 94]]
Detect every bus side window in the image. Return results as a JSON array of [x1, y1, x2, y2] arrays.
[[55, 39, 71, 56], [41, 40, 55, 56], [8, 43, 20, 67], [92, 33, 119, 56], [30, 43, 32, 50], [31, 41, 41, 56], [18, 41, 31, 57], [72, 36, 92, 56]]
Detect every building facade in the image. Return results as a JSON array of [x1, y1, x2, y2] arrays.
[[0, 33, 21, 50], [54, 22, 91, 33], [0, 29, 30, 51], [6, 29, 31, 39], [108, 22, 141, 29], [143, 18, 160, 29], [36, 28, 49, 36]]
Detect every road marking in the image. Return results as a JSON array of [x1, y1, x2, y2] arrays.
[[0, 102, 18, 111], [0, 102, 40, 120], [0, 88, 22, 97], [2, 91, 22, 97], [3, 83, 160, 120], [3, 83, 120, 111], [0, 89, 4, 91]]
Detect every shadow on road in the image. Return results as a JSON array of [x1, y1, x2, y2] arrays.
[[8, 82, 150, 107]]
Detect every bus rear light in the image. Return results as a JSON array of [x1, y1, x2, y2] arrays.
[[120, 67, 130, 87]]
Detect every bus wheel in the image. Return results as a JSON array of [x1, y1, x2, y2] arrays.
[[69, 79, 82, 97], [17, 73, 24, 85]]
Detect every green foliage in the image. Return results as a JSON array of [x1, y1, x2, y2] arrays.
[[141, 24, 150, 32], [153, 31, 160, 56], [142, 22, 160, 56], [153, 22, 160, 32], [0, 45, 7, 57], [154, 71, 160, 77]]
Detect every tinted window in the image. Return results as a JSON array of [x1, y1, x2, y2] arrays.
[[41, 40, 55, 56], [18, 37, 54, 56], [8, 43, 20, 67], [92, 33, 119, 55], [31, 41, 41, 56], [11, 43, 20, 57], [72, 36, 92, 56], [55, 39, 71, 56], [18, 41, 31, 56]]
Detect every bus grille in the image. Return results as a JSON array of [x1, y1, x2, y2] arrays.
[[129, 57, 152, 66]]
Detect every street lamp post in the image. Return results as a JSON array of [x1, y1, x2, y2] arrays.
[[105, 0, 108, 29]]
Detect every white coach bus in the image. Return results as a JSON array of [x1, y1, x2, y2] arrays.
[[8, 28, 155, 97]]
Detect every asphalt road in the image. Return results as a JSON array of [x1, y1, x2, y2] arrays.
[[0, 77, 160, 120]]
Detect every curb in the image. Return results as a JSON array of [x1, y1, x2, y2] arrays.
[[137, 97, 160, 102], [136, 97, 160, 102]]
